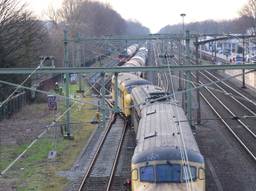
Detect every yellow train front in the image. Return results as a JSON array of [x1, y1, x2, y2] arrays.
[[130, 85, 205, 191]]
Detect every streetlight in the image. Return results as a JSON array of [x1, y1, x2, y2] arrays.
[[178, 13, 186, 91], [180, 13, 186, 36]]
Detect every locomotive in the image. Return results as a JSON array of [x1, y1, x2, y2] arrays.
[[111, 45, 205, 191]]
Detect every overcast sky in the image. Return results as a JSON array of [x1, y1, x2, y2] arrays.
[[25, 0, 248, 33]]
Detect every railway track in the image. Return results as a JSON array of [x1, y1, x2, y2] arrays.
[[161, 42, 256, 161], [148, 41, 256, 190], [190, 70, 256, 161], [77, 114, 127, 191]]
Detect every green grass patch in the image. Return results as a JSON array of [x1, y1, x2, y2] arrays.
[[0, 144, 28, 171], [2, 82, 97, 191]]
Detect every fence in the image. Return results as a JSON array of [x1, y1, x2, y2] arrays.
[[0, 91, 28, 121], [0, 75, 61, 121]]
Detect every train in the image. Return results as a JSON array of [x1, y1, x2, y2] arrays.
[[118, 44, 139, 64], [111, 44, 205, 191], [111, 46, 150, 117]]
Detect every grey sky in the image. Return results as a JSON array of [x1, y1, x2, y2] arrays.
[[25, 0, 248, 32]]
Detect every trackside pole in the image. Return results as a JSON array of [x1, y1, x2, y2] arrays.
[[114, 73, 119, 113], [195, 37, 201, 124], [77, 33, 84, 93], [100, 72, 106, 128], [185, 31, 192, 126], [64, 29, 73, 139]]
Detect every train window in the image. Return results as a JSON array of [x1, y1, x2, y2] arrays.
[[198, 168, 205, 180], [182, 165, 197, 181], [140, 166, 155, 182], [126, 86, 133, 93], [155, 164, 181, 182], [132, 169, 138, 180]]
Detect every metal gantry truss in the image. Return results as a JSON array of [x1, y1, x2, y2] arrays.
[[1, 31, 256, 139]]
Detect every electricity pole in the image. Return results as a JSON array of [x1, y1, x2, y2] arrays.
[[64, 29, 72, 139], [242, 36, 246, 88], [195, 37, 201, 124], [185, 31, 192, 125]]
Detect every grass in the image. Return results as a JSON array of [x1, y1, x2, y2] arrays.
[[1, 81, 97, 191], [0, 144, 28, 170]]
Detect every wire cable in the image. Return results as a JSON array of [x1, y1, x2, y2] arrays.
[[0, 62, 43, 109], [0, 74, 101, 175]]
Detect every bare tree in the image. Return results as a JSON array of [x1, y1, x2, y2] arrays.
[[240, 0, 256, 34], [0, 0, 47, 68], [0, 0, 48, 99]]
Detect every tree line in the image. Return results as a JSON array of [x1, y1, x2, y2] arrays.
[[160, 0, 256, 34], [0, 0, 149, 100]]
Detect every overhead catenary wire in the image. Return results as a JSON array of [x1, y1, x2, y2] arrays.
[[166, 44, 195, 191], [128, 68, 256, 110], [0, 79, 114, 113], [95, 40, 256, 114], [158, 42, 194, 191], [0, 73, 101, 175], [0, 102, 77, 176], [1, 64, 254, 114], [0, 62, 43, 109], [153, 42, 193, 191]]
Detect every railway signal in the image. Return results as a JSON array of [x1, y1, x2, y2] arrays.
[[47, 95, 57, 111]]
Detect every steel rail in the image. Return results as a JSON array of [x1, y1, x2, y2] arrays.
[[205, 71, 256, 108], [77, 113, 116, 191], [106, 118, 128, 191], [192, 73, 256, 139], [200, 71, 256, 116], [190, 76, 256, 161], [172, 41, 256, 160]]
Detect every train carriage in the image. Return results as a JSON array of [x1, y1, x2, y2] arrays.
[[111, 43, 205, 191], [111, 46, 150, 117], [118, 44, 139, 64], [131, 103, 205, 191], [131, 84, 170, 130], [130, 86, 205, 191], [111, 73, 151, 117]]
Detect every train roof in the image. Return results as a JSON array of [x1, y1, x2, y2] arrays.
[[117, 73, 149, 86], [132, 147, 204, 164], [117, 73, 141, 84], [131, 84, 171, 107], [133, 102, 203, 164], [124, 79, 151, 87]]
